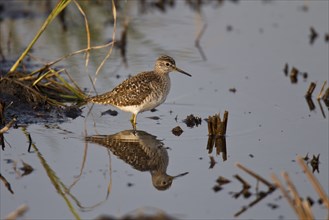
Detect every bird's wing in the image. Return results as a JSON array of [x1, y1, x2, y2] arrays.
[[89, 72, 160, 107]]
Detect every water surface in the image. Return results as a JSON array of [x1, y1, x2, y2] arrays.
[[1, 1, 328, 219]]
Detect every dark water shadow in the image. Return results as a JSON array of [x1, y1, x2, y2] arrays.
[[85, 129, 188, 191], [206, 135, 227, 162]]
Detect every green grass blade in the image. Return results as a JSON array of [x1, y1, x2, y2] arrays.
[[54, 71, 86, 100], [8, 0, 72, 74]]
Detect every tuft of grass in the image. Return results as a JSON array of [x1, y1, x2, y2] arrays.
[[2, 0, 118, 108]]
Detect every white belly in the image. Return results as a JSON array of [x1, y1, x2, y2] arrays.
[[118, 95, 165, 115]]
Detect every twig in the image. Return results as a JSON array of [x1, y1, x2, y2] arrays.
[[5, 204, 28, 220], [296, 156, 329, 209], [271, 173, 303, 219], [283, 171, 312, 219], [236, 163, 275, 189], [302, 199, 314, 220], [0, 173, 14, 194], [0, 117, 17, 134], [234, 174, 250, 189], [234, 170, 276, 217], [234, 206, 247, 217], [73, 0, 91, 68], [317, 99, 326, 118], [305, 82, 316, 98], [63, 70, 85, 96], [317, 80, 327, 100], [23, 40, 115, 81], [94, 0, 117, 83]]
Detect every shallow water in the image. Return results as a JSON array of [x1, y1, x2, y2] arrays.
[[1, 1, 328, 219]]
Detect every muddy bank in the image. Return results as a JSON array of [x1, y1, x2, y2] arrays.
[[0, 72, 82, 124]]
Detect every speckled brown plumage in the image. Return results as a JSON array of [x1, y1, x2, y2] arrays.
[[85, 130, 168, 172], [87, 55, 191, 129], [85, 130, 174, 190], [88, 71, 168, 108]]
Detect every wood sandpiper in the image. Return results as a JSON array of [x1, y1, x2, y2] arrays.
[[85, 130, 188, 190], [88, 55, 191, 129]]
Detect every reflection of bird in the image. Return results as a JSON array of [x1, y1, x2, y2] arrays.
[[87, 55, 191, 130], [85, 130, 188, 190]]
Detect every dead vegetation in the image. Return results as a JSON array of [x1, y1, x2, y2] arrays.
[[0, 0, 118, 124], [206, 111, 228, 161]]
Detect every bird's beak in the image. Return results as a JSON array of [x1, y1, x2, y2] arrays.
[[172, 172, 189, 179], [175, 66, 192, 77]]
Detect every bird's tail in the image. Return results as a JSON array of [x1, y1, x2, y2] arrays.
[[86, 92, 113, 105]]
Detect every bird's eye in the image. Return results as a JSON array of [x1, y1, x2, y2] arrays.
[[165, 62, 170, 66]]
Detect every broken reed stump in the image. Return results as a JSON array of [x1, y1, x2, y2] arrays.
[[206, 111, 228, 160], [305, 96, 315, 111], [206, 135, 227, 161], [305, 82, 316, 98], [207, 111, 228, 136], [290, 67, 299, 83]]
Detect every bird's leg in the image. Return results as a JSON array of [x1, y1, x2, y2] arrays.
[[130, 114, 137, 131]]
